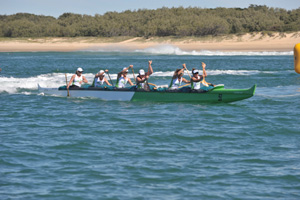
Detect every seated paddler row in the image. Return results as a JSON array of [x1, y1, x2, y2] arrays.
[[66, 61, 215, 91]]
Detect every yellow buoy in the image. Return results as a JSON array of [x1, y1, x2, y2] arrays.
[[294, 43, 300, 74]]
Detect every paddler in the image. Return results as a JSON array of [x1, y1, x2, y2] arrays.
[[116, 65, 134, 88], [94, 69, 112, 87], [169, 64, 190, 89], [191, 62, 215, 91], [67, 67, 88, 89], [136, 60, 153, 91]]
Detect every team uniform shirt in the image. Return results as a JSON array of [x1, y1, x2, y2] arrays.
[[94, 77, 105, 87], [73, 75, 83, 87], [117, 75, 128, 88], [136, 75, 148, 89], [170, 78, 182, 89], [191, 75, 203, 89]]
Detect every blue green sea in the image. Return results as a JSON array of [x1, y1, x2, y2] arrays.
[[1, 47, 300, 199]]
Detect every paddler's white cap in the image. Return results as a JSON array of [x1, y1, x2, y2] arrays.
[[123, 67, 128, 72], [77, 67, 83, 72], [192, 69, 199, 74], [99, 70, 105, 76], [139, 69, 145, 75]]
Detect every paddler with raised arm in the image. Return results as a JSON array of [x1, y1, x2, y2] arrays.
[[169, 64, 190, 90], [116, 65, 134, 88], [136, 60, 153, 91], [93, 69, 112, 87], [67, 67, 88, 89], [191, 62, 215, 91]]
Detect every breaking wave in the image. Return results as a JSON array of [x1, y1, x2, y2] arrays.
[[136, 45, 293, 56], [85, 45, 293, 56]]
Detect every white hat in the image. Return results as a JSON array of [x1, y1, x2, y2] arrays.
[[139, 69, 145, 75], [192, 69, 199, 74], [99, 70, 106, 76], [123, 67, 128, 72], [77, 67, 83, 72]]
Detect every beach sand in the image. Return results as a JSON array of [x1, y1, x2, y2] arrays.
[[0, 32, 299, 52]]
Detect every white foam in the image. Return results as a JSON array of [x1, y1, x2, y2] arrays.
[[138, 45, 293, 56], [0, 73, 121, 94], [0, 73, 69, 94], [86, 44, 293, 56], [152, 70, 261, 76]]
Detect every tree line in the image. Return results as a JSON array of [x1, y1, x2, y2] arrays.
[[0, 5, 299, 38]]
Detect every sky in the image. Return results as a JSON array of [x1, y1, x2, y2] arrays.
[[1, 0, 299, 18]]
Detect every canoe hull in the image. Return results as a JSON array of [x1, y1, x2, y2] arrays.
[[131, 85, 256, 103], [38, 84, 256, 103], [38, 86, 135, 101]]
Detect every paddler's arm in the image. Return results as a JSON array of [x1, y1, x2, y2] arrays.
[[104, 78, 112, 86], [67, 75, 75, 89], [122, 65, 133, 73], [136, 76, 147, 84], [202, 62, 207, 77], [127, 78, 134, 86], [82, 76, 88, 84], [191, 76, 203, 83], [173, 68, 184, 79], [182, 77, 191, 84], [206, 82, 215, 87], [118, 65, 133, 79], [95, 71, 105, 78], [146, 60, 153, 76], [180, 64, 186, 76]]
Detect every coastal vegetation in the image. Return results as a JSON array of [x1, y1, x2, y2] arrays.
[[0, 5, 299, 38]]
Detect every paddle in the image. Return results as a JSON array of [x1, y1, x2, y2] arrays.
[[148, 82, 157, 90], [182, 63, 191, 79], [131, 67, 136, 84], [148, 83, 157, 87], [178, 83, 190, 89], [65, 73, 70, 97], [106, 71, 114, 87]]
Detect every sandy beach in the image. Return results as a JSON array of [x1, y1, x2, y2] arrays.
[[0, 32, 299, 52]]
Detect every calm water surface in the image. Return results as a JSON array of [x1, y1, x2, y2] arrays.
[[0, 52, 300, 199]]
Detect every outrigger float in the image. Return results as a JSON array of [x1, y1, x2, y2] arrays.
[[38, 84, 256, 103]]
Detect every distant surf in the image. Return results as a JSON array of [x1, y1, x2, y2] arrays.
[[84, 44, 293, 56]]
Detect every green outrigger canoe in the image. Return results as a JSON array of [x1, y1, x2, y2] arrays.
[[38, 84, 256, 103]]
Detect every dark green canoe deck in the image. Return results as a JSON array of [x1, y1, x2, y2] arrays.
[[131, 85, 256, 103]]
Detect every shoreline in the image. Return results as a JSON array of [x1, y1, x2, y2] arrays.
[[0, 32, 299, 52]]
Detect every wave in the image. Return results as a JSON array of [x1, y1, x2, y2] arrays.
[[256, 85, 300, 98], [85, 44, 293, 56], [137, 45, 293, 56], [152, 69, 291, 76]]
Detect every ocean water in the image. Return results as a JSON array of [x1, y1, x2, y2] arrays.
[[1, 47, 300, 199]]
